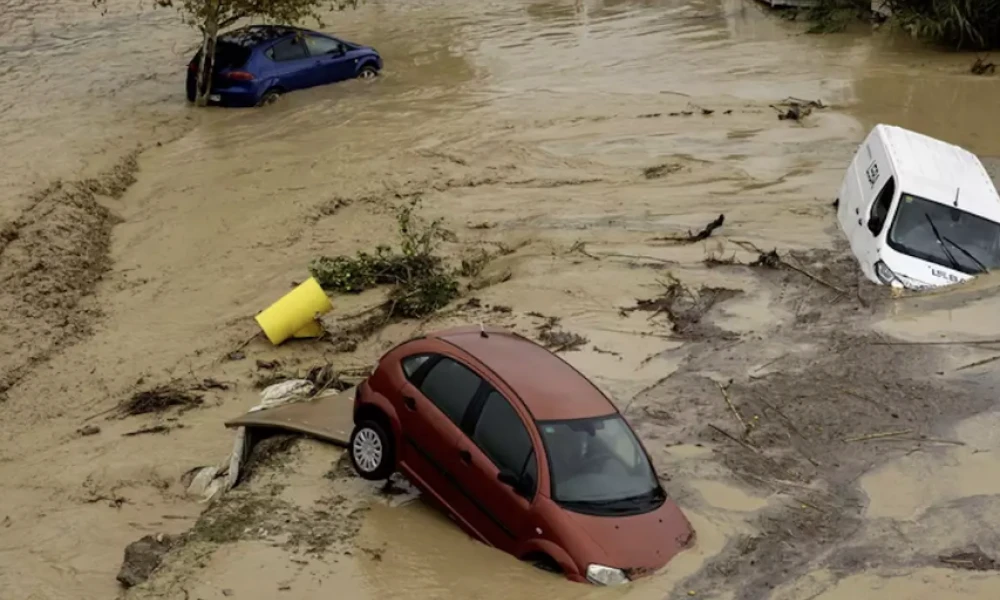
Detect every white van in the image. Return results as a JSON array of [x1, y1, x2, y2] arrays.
[[837, 124, 1000, 290]]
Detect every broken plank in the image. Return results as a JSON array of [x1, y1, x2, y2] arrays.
[[225, 386, 356, 447]]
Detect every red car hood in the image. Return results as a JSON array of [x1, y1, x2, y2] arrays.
[[566, 497, 694, 577]]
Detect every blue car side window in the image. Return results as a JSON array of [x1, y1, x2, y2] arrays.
[[305, 35, 343, 56], [269, 37, 308, 62]]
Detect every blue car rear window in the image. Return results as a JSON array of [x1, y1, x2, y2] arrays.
[[213, 42, 251, 69], [192, 41, 250, 70]]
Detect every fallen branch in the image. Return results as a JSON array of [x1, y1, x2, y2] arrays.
[[971, 57, 997, 76], [568, 240, 601, 260], [756, 396, 821, 467], [122, 425, 174, 437], [781, 257, 847, 295], [870, 339, 1000, 347], [219, 330, 260, 363], [597, 252, 677, 265], [878, 436, 966, 446], [956, 354, 1000, 372], [793, 498, 827, 514], [749, 353, 789, 376], [709, 423, 759, 454], [741, 473, 833, 495], [729, 240, 846, 294], [717, 381, 749, 435], [939, 548, 998, 571], [843, 429, 913, 443], [654, 214, 725, 245]]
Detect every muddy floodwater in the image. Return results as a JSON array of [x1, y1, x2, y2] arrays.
[[3, 0, 1000, 599]]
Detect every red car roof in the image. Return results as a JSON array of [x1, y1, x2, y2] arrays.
[[431, 327, 617, 422]]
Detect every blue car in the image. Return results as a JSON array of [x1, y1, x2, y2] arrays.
[[186, 25, 382, 107]]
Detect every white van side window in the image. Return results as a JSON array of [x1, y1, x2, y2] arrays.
[[868, 177, 896, 236]]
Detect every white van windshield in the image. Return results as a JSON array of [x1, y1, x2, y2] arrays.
[[887, 193, 1000, 275]]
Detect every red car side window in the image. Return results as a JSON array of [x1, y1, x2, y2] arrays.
[[401, 354, 433, 380], [472, 390, 537, 497], [419, 358, 482, 427]]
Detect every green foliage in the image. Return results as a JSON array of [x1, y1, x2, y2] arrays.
[[95, 0, 360, 34], [807, 0, 1000, 48], [886, 0, 1000, 49], [309, 201, 461, 319], [390, 270, 460, 319], [803, 0, 870, 33]]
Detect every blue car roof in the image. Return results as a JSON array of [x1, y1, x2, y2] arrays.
[[219, 25, 315, 48]]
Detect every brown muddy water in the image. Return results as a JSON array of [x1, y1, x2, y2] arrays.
[[3, 0, 1000, 599]]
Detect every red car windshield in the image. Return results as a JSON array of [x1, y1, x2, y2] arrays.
[[539, 415, 661, 511]]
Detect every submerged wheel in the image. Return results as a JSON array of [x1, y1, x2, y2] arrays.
[[527, 553, 562, 574], [349, 419, 394, 480], [358, 65, 379, 81], [258, 88, 282, 107]]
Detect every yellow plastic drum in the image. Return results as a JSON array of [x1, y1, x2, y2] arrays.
[[255, 277, 333, 345]]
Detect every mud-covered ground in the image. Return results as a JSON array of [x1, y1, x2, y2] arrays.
[[4, 0, 1000, 599]]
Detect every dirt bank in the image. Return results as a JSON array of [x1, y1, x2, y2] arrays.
[[3, 1, 1000, 599]]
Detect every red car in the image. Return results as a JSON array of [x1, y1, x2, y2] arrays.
[[349, 326, 694, 584]]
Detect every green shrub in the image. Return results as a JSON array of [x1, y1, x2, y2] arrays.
[[309, 200, 460, 319], [808, 0, 1000, 48]]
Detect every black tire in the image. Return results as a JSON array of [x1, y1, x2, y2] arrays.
[[357, 65, 379, 81], [258, 88, 282, 107], [527, 553, 561, 574], [349, 419, 395, 481]]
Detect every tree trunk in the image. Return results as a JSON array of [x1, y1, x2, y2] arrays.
[[195, 2, 220, 107]]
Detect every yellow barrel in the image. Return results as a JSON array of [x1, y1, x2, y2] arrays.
[[255, 277, 333, 345], [292, 320, 325, 339]]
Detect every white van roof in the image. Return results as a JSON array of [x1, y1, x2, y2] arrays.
[[876, 124, 1000, 220]]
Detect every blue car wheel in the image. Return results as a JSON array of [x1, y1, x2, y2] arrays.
[[257, 88, 282, 107]]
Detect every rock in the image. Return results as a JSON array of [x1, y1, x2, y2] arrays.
[[77, 424, 101, 436], [116, 533, 175, 588]]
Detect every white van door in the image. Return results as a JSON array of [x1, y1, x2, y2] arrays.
[[852, 133, 896, 278], [838, 146, 866, 250], [839, 136, 879, 272]]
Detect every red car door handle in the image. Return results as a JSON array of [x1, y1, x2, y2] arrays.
[[459, 449, 472, 464], [403, 396, 416, 411]]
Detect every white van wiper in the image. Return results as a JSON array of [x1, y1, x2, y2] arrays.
[[942, 234, 989, 274], [924, 213, 962, 272]]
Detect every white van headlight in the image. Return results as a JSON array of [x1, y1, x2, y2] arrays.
[[586, 564, 629, 586], [874, 260, 902, 287]]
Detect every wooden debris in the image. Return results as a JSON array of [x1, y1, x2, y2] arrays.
[[717, 381, 749, 435], [772, 97, 826, 121], [870, 338, 1000, 347], [727, 240, 847, 294], [955, 354, 1000, 372], [709, 423, 759, 454], [643, 163, 684, 179], [971, 57, 996, 76], [939, 547, 998, 571], [654, 214, 725, 244], [843, 429, 913, 443], [122, 425, 175, 437], [120, 384, 203, 417]]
